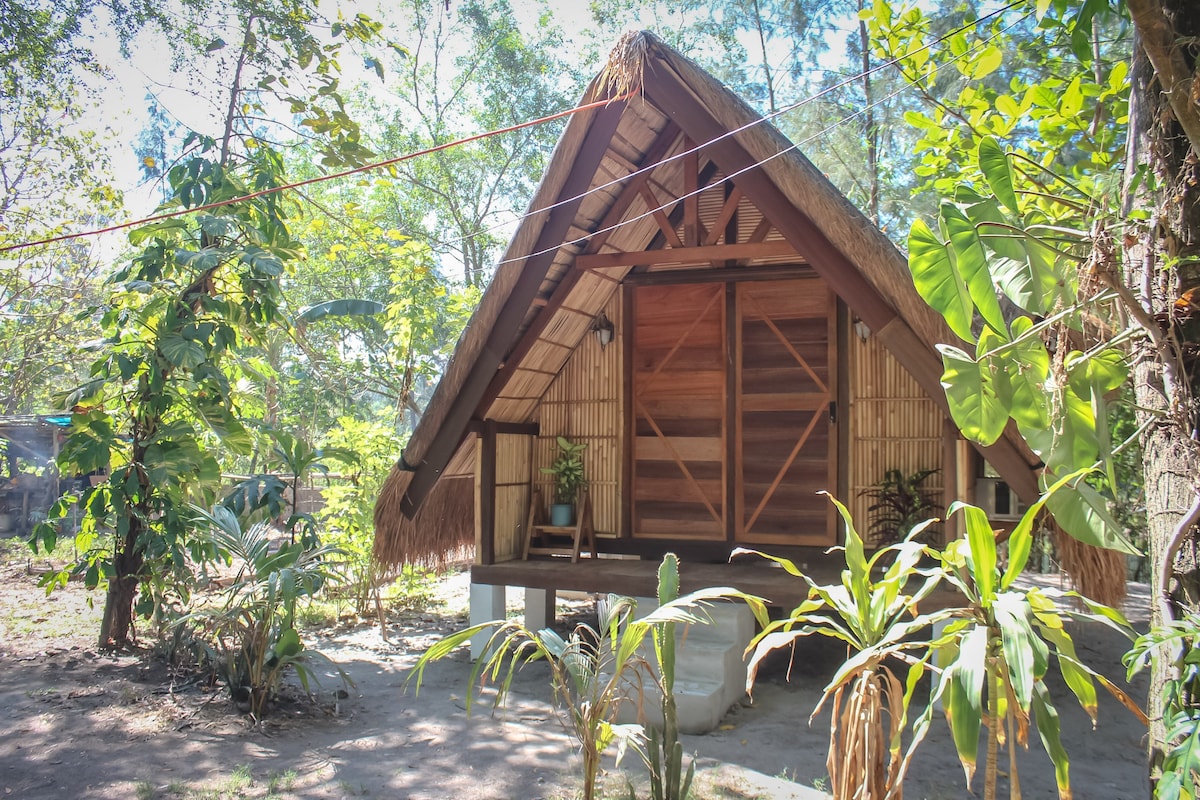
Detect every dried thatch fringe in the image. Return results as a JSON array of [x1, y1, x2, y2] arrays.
[[373, 472, 474, 568], [373, 463, 411, 554], [1054, 523, 1127, 608], [594, 30, 650, 101]]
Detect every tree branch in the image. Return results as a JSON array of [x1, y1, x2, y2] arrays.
[[1159, 491, 1200, 622]]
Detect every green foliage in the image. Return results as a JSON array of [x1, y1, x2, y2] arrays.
[[744, 488, 1142, 799], [365, 0, 575, 286], [317, 417, 406, 616], [742, 494, 946, 800], [180, 505, 348, 718], [22, 0, 392, 648], [410, 556, 767, 800], [283, 199, 477, 431], [930, 476, 1144, 799], [872, 0, 1138, 555], [1127, 615, 1200, 799], [0, 2, 125, 414], [859, 467, 939, 546], [541, 436, 587, 505], [32, 138, 306, 646]]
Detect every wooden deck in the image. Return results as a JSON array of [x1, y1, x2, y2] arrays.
[[476, 555, 828, 609], [472, 554, 962, 611]]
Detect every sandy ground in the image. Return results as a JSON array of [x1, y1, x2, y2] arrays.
[[0, 546, 1152, 800]]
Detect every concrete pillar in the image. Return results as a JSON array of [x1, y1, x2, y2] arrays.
[[469, 583, 506, 660], [524, 588, 556, 632]]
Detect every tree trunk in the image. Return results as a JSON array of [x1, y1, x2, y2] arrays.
[[98, 530, 144, 648], [858, 4, 879, 225], [1124, 0, 1200, 783]]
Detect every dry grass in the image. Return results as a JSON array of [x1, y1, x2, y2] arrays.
[[1056, 523, 1128, 607], [373, 474, 474, 568], [594, 30, 651, 101]]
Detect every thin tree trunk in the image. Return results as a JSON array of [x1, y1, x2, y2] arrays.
[[1123, 0, 1200, 785], [858, 3, 879, 225]]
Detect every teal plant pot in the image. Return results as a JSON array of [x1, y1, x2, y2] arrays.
[[550, 503, 575, 527]]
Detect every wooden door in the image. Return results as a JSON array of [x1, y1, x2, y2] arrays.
[[630, 283, 726, 539], [736, 279, 835, 545]]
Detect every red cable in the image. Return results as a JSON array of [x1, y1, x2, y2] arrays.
[[0, 92, 630, 255]]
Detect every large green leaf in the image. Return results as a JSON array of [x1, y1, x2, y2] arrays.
[[994, 593, 1047, 708], [941, 204, 1008, 335], [1040, 626, 1098, 723], [954, 502, 997, 605], [174, 248, 222, 271], [159, 333, 207, 368], [296, 298, 385, 323], [1004, 316, 1052, 434], [944, 625, 988, 786], [1067, 349, 1128, 488], [938, 344, 1010, 445], [978, 137, 1019, 213], [240, 245, 284, 276], [1031, 682, 1072, 796], [965, 197, 1026, 261], [910, 219, 975, 341], [991, 233, 1060, 315], [1067, 349, 1128, 396], [1044, 478, 1140, 555], [145, 438, 206, 485], [1050, 382, 1099, 475]]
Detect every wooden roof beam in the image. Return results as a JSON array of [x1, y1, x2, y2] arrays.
[[576, 241, 796, 269], [643, 78, 895, 331]]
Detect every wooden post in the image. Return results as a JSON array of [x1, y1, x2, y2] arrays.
[[479, 420, 498, 566]]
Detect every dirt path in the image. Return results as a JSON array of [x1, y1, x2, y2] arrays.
[[0, 548, 1152, 799]]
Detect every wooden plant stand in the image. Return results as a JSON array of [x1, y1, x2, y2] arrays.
[[523, 489, 596, 563]]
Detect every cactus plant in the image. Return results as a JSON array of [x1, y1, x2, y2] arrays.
[[645, 553, 695, 800]]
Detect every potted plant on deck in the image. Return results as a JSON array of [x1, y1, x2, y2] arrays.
[[541, 436, 586, 526]]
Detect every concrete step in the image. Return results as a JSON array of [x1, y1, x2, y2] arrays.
[[617, 597, 756, 734]]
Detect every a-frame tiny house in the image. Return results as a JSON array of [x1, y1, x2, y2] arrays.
[[373, 32, 1039, 604]]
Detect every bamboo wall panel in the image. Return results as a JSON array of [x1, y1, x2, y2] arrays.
[[534, 293, 623, 537], [493, 433, 532, 562], [849, 331, 946, 544]]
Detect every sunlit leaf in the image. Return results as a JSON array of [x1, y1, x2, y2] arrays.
[[1044, 477, 1140, 555], [1005, 316, 1052, 435], [941, 204, 1007, 335], [910, 219, 975, 342], [938, 344, 1009, 445], [978, 137, 1018, 213]]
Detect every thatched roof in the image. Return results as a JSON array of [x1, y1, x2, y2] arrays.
[[373, 31, 1040, 567]]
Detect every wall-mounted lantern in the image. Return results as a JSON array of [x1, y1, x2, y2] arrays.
[[592, 311, 615, 350]]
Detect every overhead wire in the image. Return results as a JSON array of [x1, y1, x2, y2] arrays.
[[488, 2, 1032, 271], [0, 91, 632, 255], [442, 0, 1026, 261], [273, 4, 1032, 293], [0, 1, 1027, 260]]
